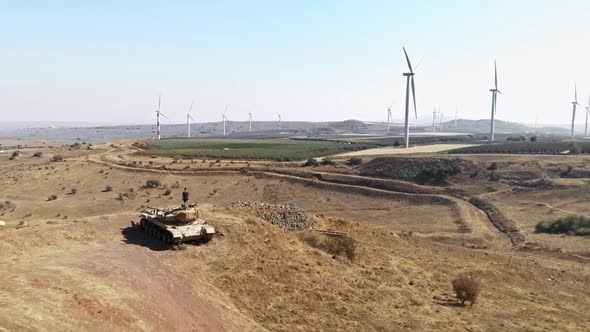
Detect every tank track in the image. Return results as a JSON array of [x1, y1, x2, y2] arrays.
[[139, 218, 178, 244]]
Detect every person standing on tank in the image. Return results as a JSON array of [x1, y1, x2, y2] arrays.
[[182, 187, 190, 207]]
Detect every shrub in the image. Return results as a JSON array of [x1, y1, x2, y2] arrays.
[[560, 166, 574, 177], [300, 232, 357, 260], [47, 194, 58, 201], [70, 188, 77, 195], [451, 274, 480, 306], [11, 151, 21, 157], [0, 201, 16, 211], [321, 158, 336, 166], [105, 185, 113, 192], [50, 155, 64, 162], [145, 179, 161, 188], [347, 158, 363, 166], [32, 152, 43, 158], [487, 162, 498, 171], [303, 158, 320, 167], [164, 189, 172, 196], [535, 215, 590, 236], [530, 136, 537, 142], [393, 140, 401, 147]]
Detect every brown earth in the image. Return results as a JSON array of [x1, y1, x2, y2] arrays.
[[0, 140, 589, 331]]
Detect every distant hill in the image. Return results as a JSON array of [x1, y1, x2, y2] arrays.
[[0, 118, 571, 143], [441, 119, 570, 135]]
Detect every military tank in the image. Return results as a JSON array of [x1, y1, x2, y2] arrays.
[[139, 205, 215, 244]]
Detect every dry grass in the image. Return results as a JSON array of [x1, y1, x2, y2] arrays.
[[299, 231, 357, 260]]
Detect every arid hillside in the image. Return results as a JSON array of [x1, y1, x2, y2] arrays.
[[0, 140, 588, 331]]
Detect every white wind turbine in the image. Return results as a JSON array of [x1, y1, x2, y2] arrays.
[[154, 95, 168, 140], [432, 107, 438, 132], [186, 101, 195, 138], [278, 114, 282, 130], [249, 112, 252, 133], [386, 102, 393, 134], [222, 104, 229, 136], [570, 85, 580, 141], [585, 93, 590, 137], [489, 61, 502, 142], [402, 47, 418, 148]]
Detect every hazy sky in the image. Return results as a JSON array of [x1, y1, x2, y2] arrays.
[[1, 1, 590, 125]]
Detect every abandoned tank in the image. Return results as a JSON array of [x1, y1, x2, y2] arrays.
[[139, 206, 215, 244]]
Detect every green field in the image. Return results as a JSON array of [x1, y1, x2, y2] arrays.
[[137, 138, 373, 161]]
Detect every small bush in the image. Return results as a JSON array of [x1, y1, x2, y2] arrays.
[[145, 179, 161, 188], [11, 151, 21, 157], [560, 166, 574, 177], [70, 188, 77, 195], [487, 162, 498, 171], [0, 201, 16, 211], [530, 136, 537, 142], [32, 152, 43, 158], [535, 215, 590, 236], [451, 274, 480, 306], [50, 155, 64, 162], [164, 189, 172, 196], [393, 140, 401, 147], [300, 232, 357, 260], [104, 185, 113, 192], [346, 158, 363, 166], [47, 194, 58, 201], [321, 158, 336, 166], [303, 158, 320, 167]]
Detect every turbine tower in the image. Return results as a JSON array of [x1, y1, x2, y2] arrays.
[[402, 47, 418, 148], [387, 103, 393, 134], [585, 93, 590, 137], [489, 61, 502, 142], [432, 107, 437, 132], [155, 95, 168, 140], [222, 104, 229, 136], [249, 112, 252, 133], [186, 101, 195, 138], [571, 85, 580, 141]]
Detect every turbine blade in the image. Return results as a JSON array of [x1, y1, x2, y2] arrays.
[[575, 84, 578, 103], [224, 104, 229, 115], [403, 47, 413, 73], [188, 100, 193, 114], [411, 76, 417, 118], [494, 61, 498, 90], [159, 112, 168, 119], [157, 95, 161, 112]]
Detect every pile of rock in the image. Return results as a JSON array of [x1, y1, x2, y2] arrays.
[[230, 201, 310, 231]]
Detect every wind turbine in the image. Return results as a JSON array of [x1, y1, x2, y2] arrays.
[[278, 114, 282, 130], [249, 112, 252, 133], [387, 102, 393, 134], [489, 61, 502, 142], [585, 92, 590, 137], [186, 101, 195, 138], [439, 111, 444, 132], [155, 95, 168, 140], [402, 47, 418, 148], [571, 85, 580, 141], [222, 104, 229, 136], [432, 107, 437, 132]]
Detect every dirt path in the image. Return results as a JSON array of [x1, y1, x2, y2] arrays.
[[0, 213, 232, 331]]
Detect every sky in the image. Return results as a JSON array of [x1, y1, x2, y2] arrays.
[[1, 0, 590, 125]]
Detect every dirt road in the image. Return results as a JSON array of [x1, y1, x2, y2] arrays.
[[0, 213, 243, 332]]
